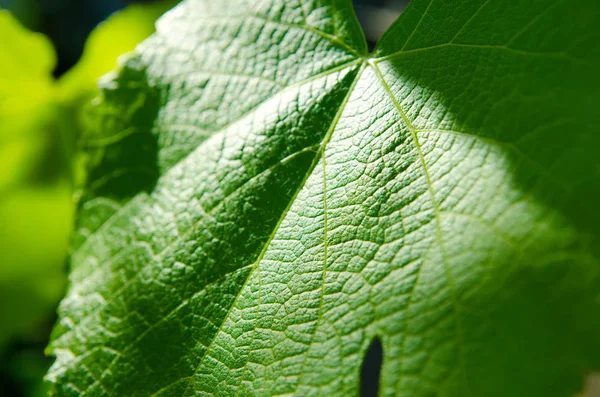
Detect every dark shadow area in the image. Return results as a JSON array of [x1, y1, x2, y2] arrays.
[[376, 0, 600, 235], [0, 314, 57, 397], [67, 58, 162, 252], [361, 336, 383, 397], [0, 373, 22, 397], [82, 59, 161, 202], [372, 0, 600, 395], [352, 0, 409, 51]]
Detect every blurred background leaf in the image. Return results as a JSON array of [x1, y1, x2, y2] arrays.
[[0, 8, 72, 352], [0, 1, 179, 395]]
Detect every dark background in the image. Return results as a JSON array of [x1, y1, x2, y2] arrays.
[[0, 0, 407, 395]]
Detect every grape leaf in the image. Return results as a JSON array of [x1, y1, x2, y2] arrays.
[[47, 0, 600, 396]]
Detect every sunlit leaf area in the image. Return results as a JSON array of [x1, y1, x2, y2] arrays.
[[1, 1, 598, 396]]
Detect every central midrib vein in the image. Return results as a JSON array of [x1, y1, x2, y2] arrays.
[[167, 58, 468, 395]]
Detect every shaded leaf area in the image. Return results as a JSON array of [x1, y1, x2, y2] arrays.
[[48, 0, 600, 396], [361, 337, 383, 397]]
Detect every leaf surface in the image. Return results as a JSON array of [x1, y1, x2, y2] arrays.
[[48, 1, 600, 396]]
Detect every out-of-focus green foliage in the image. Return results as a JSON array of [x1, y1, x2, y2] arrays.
[[0, 0, 176, 360], [0, 10, 73, 350]]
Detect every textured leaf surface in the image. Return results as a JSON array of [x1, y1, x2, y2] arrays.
[[48, 1, 600, 396]]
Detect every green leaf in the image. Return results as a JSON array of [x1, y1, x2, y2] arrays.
[[47, 1, 600, 396]]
